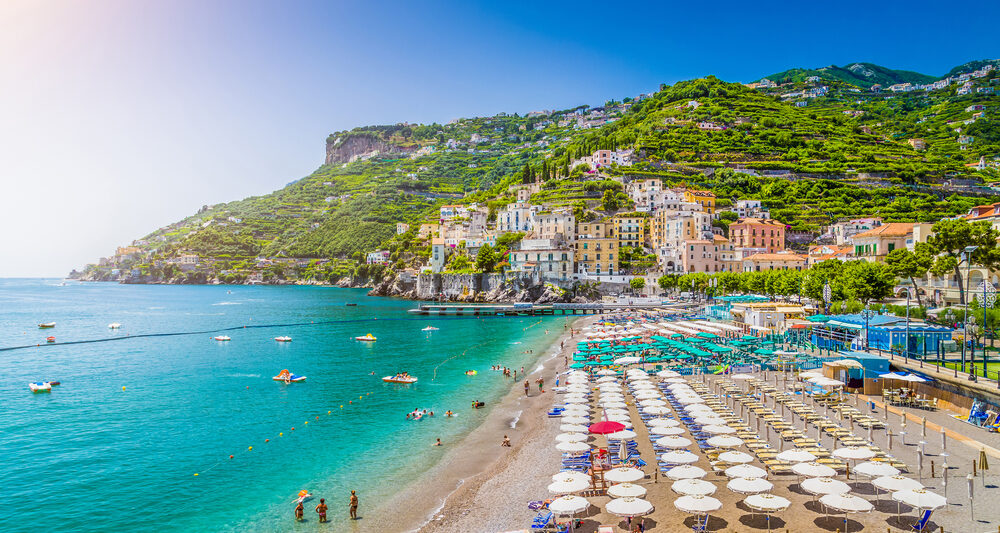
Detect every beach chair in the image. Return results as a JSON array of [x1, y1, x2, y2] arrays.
[[530, 511, 553, 531], [911, 509, 932, 532], [691, 513, 709, 532]]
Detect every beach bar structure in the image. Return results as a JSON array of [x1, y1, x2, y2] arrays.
[[707, 295, 770, 320], [810, 313, 952, 357]]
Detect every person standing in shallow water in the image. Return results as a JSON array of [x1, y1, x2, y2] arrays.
[[315, 498, 328, 523], [524, 380, 530, 396], [349, 490, 358, 520], [294, 501, 304, 521]]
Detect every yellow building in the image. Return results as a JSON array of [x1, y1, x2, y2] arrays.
[[575, 221, 618, 276], [683, 189, 716, 215], [613, 214, 647, 249]]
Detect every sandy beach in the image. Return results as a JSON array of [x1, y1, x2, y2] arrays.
[[356, 315, 594, 533]]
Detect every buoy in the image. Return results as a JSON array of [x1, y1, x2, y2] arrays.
[[340, 405, 343, 408], [122, 386, 126, 391], [359, 396, 362, 400], [279, 432, 283, 436], [291, 427, 295, 431], [305, 421, 308, 425], [328, 410, 331, 414], [229, 455, 234, 459], [349, 401, 352, 404], [194, 473, 199, 476], [248, 446, 252, 451], [265, 439, 269, 443]]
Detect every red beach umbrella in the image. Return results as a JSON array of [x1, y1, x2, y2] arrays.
[[589, 420, 626, 434]]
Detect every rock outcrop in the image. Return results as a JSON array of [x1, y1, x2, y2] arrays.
[[325, 134, 417, 165]]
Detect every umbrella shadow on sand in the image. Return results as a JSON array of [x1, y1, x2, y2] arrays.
[[812, 515, 864, 533], [615, 518, 657, 531], [870, 498, 904, 514], [885, 513, 938, 531], [846, 481, 878, 496], [681, 515, 727, 530], [734, 500, 787, 530]]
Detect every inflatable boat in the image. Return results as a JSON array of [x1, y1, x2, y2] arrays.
[[273, 369, 306, 382], [274, 336, 292, 342], [383, 374, 417, 384], [29, 382, 52, 392], [355, 333, 376, 342]]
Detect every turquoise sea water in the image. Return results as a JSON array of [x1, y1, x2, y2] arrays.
[[0, 280, 563, 532]]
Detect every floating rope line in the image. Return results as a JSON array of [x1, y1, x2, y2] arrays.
[[0, 315, 544, 353]]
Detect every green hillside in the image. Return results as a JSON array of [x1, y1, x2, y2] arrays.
[[757, 62, 937, 88], [76, 60, 1000, 282]]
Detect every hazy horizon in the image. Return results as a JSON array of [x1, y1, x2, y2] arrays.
[[2, 0, 997, 277]]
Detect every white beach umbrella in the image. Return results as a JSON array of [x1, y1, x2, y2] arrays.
[[702, 424, 736, 435], [596, 369, 618, 376], [706, 436, 743, 448], [596, 376, 618, 383], [731, 374, 755, 381], [614, 357, 642, 365], [638, 399, 668, 407], [598, 395, 626, 403], [677, 396, 706, 405], [633, 390, 661, 400], [671, 478, 717, 496], [631, 382, 657, 390], [660, 450, 700, 465], [607, 430, 637, 441], [607, 482, 647, 498], [684, 404, 715, 414], [556, 441, 591, 453], [643, 406, 671, 415], [604, 467, 645, 483], [555, 433, 589, 443], [694, 416, 728, 426], [649, 426, 685, 436], [565, 386, 591, 394], [655, 436, 692, 449], [548, 494, 591, 516], [832, 446, 876, 461], [664, 377, 688, 384], [894, 374, 927, 383], [657, 369, 681, 378], [819, 493, 873, 513], [674, 495, 722, 514], [606, 417, 633, 429], [727, 476, 774, 494], [647, 417, 680, 428], [666, 464, 707, 480], [792, 462, 837, 478], [560, 423, 589, 433], [602, 408, 629, 417], [606, 497, 654, 517], [873, 475, 923, 493], [775, 449, 816, 463], [563, 396, 590, 404], [667, 383, 693, 391], [855, 461, 900, 478], [717, 451, 754, 464], [799, 371, 824, 379], [561, 416, 590, 425], [548, 477, 591, 494], [891, 489, 946, 510], [602, 402, 628, 410], [725, 464, 767, 479], [744, 493, 790, 511], [801, 477, 850, 496], [551, 471, 591, 483]]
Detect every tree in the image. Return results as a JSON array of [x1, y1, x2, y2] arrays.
[[885, 244, 932, 307], [475, 243, 498, 273], [658, 274, 677, 293], [927, 219, 1000, 304], [629, 277, 646, 293], [841, 261, 894, 305]]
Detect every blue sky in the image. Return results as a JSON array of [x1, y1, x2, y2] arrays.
[[1, 0, 997, 276]]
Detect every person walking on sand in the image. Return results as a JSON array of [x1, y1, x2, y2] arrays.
[[315, 498, 328, 523], [295, 501, 304, 522], [538, 377, 544, 393], [349, 490, 358, 520], [502, 435, 511, 447], [524, 380, 530, 396]]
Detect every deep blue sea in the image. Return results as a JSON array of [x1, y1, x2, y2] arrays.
[[0, 279, 562, 532]]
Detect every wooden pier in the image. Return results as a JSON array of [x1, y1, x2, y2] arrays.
[[406, 303, 671, 316]]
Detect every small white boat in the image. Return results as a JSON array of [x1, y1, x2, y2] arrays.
[[108, 323, 121, 329], [355, 333, 376, 342], [213, 335, 231, 341], [422, 326, 439, 332], [383, 374, 417, 384], [275, 336, 292, 342], [29, 382, 52, 393], [38, 322, 56, 329]]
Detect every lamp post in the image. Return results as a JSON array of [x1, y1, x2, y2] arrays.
[[903, 286, 912, 360], [962, 246, 978, 374], [864, 303, 871, 352], [823, 281, 831, 315], [979, 280, 996, 379]]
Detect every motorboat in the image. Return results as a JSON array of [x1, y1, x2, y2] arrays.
[[38, 322, 56, 329], [273, 369, 306, 383], [29, 382, 52, 392], [355, 333, 376, 342], [213, 336, 231, 341], [274, 336, 292, 342], [345, 303, 358, 307], [108, 323, 121, 329], [383, 374, 417, 384], [421, 326, 439, 332], [45, 336, 56, 343]]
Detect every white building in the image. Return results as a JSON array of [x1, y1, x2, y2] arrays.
[[509, 239, 575, 282], [497, 202, 536, 233]]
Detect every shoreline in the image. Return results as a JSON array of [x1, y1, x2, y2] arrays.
[[358, 315, 594, 533]]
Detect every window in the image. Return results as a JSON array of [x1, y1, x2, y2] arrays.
[[597, 254, 601, 260]]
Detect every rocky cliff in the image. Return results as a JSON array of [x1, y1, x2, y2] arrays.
[[325, 133, 417, 165]]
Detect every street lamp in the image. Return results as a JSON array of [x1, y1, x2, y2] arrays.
[[902, 285, 913, 360], [823, 281, 831, 315], [864, 302, 871, 352], [962, 245, 979, 374]]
